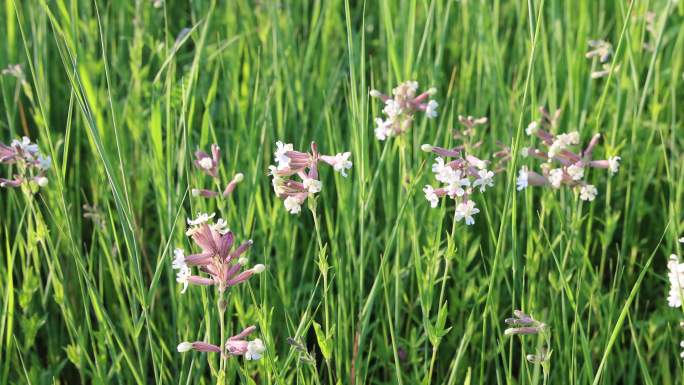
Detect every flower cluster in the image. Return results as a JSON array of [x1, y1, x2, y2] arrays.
[[370, 81, 438, 141], [586, 39, 617, 79], [504, 310, 551, 369], [421, 144, 501, 225], [172, 212, 266, 361], [516, 108, 620, 202], [269, 141, 352, 214], [177, 325, 266, 360], [191, 144, 244, 198], [173, 212, 264, 293], [667, 237, 684, 308], [0, 136, 51, 190]]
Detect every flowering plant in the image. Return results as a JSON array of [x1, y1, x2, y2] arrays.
[[370, 81, 438, 140], [516, 107, 620, 202], [269, 141, 352, 214]]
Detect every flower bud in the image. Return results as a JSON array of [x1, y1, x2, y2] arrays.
[[252, 264, 266, 274], [421, 144, 433, 152], [177, 342, 193, 352]]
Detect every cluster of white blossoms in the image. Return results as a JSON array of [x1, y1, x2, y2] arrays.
[[667, 237, 684, 308], [369, 81, 438, 141], [0, 136, 51, 190], [421, 144, 499, 225], [516, 107, 620, 202], [270, 141, 352, 214], [586, 39, 618, 79], [667, 237, 684, 360]]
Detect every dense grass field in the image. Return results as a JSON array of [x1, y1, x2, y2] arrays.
[[1, 0, 683, 384]]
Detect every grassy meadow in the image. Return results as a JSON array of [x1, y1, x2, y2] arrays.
[[1, 0, 684, 384]]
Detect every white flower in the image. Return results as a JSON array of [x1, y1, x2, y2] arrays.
[[176, 266, 191, 293], [525, 121, 539, 136], [455, 200, 480, 225], [274, 141, 293, 170], [473, 169, 494, 192], [36, 177, 48, 187], [245, 339, 266, 360], [172, 248, 186, 270], [608, 156, 621, 175], [37, 155, 51, 171], [432, 157, 456, 183], [383, 99, 402, 118], [303, 178, 322, 193], [680, 237, 684, 244], [211, 218, 230, 235], [667, 255, 684, 307], [445, 171, 470, 198], [425, 100, 438, 119], [549, 169, 564, 188], [177, 342, 193, 352], [198, 157, 213, 170], [579, 184, 598, 201], [12, 136, 39, 155], [423, 185, 439, 208], [331, 152, 353, 177], [374, 118, 392, 141], [283, 196, 302, 214], [516, 167, 529, 191], [252, 264, 266, 274], [187, 212, 215, 226], [548, 132, 580, 158], [521, 147, 529, 157], [567, 163, 585, 181]]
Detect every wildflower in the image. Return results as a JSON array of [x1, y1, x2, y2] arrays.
[[516, 168, 528, 190], [425, 100, 439, 119], [579, 184, 598, 201], [608, 156, 621, 175], [274, 141, 294, 170], [455, 200, 480, 225], [0, 136, 50, 191], [270, 141, 352, 214], [369, 81, 438, 140], [422, 144, 503, 225], [174, 215, 261, 293], [320, 152, 353, 177], [567, 163, 585, 181], [586, 40, 613, 63], [246, 339, 266, 360], [194, 144, 220, 177], [225, 326, 266, 360], [284, 196, 303, 214], [517, 107, 620, 201], [176, 266, 191, 293], [473, 169, 494, 192], [548, 169, 564, 188], [504, 310, 547, 336], [423, 185, 439, 208], [667, 254, 684, 308], [186, 212, 216, 235]]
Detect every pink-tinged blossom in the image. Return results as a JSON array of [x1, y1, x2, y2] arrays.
[[422, 143, 504, 225], [191, 144, 245, 199], [173, 215, 262, 293], [269, 141, 352, 214], [0, 136, 50, 190], [194, 144, 221, 177], [517, 107, 620, 201], [370, 81, 437, 140]]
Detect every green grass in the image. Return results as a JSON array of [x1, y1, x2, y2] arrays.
[[1, 0, 683, 384]]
